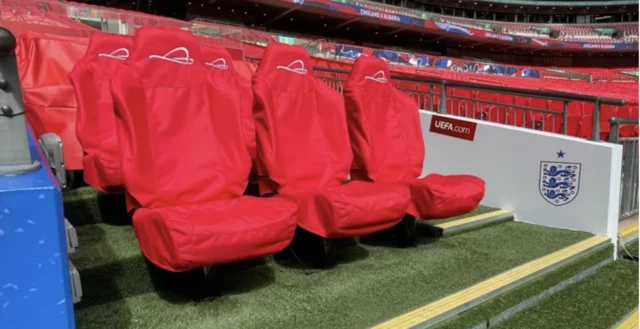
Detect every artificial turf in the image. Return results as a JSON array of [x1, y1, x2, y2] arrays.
[[493, 259, 639, 329], [431, 245, 614, 329], [70, 219, 593, 329], [623, 240, 639, 257]]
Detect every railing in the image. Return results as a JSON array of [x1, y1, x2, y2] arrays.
[[249, 57, 625, 141], [609, 117, 639, 220]]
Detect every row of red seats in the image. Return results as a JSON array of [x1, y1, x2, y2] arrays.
[[390, 79, 639, 140], [69, 28, 485, 272]]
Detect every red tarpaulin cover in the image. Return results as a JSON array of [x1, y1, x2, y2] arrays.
[[344, 56, 485, 219], [252, 43, 410, 238], [69, 33, 132, 192], [17, 31, 89, 169], [110, 27, 296, 271]]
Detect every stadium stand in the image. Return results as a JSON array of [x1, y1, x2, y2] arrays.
[[0, 1, 638, 329], [346, 0, 638, 44]]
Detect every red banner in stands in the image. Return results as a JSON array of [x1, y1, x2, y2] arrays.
[[429, 115, 477, 141]]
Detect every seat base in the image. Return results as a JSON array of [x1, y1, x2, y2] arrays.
[[408, 173, 485, 220], [133, 196, 298, 272], [288, 227, 339, 269], [360, 214, 417, 248], [281, 180, 410, 239]]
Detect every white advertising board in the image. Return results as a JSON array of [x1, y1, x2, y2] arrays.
[[420, 111, 623, 244]]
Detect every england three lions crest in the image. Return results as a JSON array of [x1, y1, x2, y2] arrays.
[[539, 158, 581, 206]]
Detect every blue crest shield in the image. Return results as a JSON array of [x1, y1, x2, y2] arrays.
[[539, 161, 581, 206]]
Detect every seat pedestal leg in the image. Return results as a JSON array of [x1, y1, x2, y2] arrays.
[[145, 258, 219, 301], [290, 228, 337, 269], [393, 214, 417, 248]]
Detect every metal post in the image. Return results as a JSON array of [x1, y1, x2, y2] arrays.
[[439, 81, 447, 114], [609, 117, 640, 219], [562, 101, 568, 135], [429, 84, 434, 112], [591, 98, 601, 141], [0, 28, 40, 175]]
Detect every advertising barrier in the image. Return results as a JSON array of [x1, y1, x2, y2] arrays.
[[420, 111, 623, 246], [332, 45, 542, 78], [285, 0, 638, 51]]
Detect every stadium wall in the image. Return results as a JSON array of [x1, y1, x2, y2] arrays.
[[419, 111, 623, 247]]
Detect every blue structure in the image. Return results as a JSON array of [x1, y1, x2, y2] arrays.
[[0, 26, 75, 329], [0, 128, 75, 329]]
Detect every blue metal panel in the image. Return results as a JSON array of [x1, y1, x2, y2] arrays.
[[0, 128, 75, 329]]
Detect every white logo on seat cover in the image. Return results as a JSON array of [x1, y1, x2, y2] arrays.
[[148, 47, 194, 65], [276, 60, 307, 75], [205, 58, 228, 70], [98, 48, 129, 60], [364, 70, 387, 83]]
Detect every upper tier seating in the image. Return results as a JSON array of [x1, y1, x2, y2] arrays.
[[69, 33, 131, 193], [344, 57, 485, 219], [109, 27, 298, 272], [252, 43, 411, 238]]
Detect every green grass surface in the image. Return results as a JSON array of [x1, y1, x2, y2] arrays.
[[494, 260, 639, 329], [71, 220, 592, 329], [432, 246, 614, 329], [624, 240, 638, 257], [64, 187, 129, 226]]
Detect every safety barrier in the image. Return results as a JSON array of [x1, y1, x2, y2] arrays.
[[609, 117, 639, 220], [247, 56, 625, 142], [316, 66, 626, 142]]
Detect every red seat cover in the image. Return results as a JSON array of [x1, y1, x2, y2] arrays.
[[110, 27, 297, 272], [344, 57, 485, 219], [252, 43, 409, 238], [201, 45, 256, 173], [17, 31, 88, 170], [69, 33, 132, 193]]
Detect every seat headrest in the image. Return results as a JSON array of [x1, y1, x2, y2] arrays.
[[201, 45, 234, 74], [257, 43, 312, 78], [84, 33, 133, 62], [348, 56, 391, 85], [128, 26, 204, 86]]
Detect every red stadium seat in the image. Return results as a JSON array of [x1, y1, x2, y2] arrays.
[[566, 114, 582, 137], [109, 27, 297, 272], [252, 43, 410, 240], [343, 57, 485, 220], [579, 115, 593, 140], [201, 45, 257, 176], [599, 105, 618, 140], [543, 114, 563, 134], [619, 125, 636, 138], [69, 33, 131, 193]]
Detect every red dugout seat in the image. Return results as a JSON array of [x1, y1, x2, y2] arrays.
[[109, 27, 297, 272], [69, 33, 132, 193], [344, 57, 485, 219], [201, 45, 257, 174], [252, 43, 410, 239]]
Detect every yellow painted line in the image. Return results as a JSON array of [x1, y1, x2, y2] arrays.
[[619, 222, 639, 241], [372, 235, 610, 329], [616, 308, 638, 329], [436, 209, 511, 230]]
